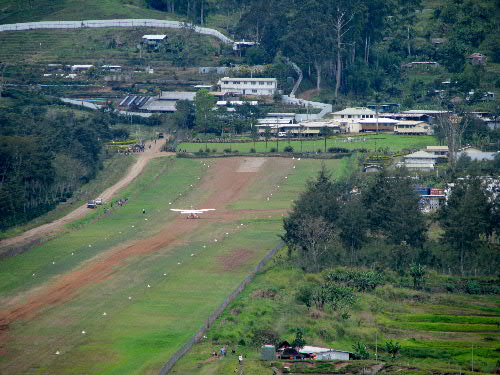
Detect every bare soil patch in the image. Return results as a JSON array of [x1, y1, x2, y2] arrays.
[[215, 249, 255, 272], [236, 157, 266, 173]]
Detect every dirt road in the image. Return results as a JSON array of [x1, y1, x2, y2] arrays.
[[0, 139, 170, 254]]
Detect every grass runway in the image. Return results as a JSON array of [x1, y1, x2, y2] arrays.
[[0, 156, 349, 374]]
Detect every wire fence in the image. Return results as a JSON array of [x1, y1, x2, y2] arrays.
[[158, 241, 284, 375]]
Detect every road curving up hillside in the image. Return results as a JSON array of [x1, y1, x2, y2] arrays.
[[0, 138, 170, 256]]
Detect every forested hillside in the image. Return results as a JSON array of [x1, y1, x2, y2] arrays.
[[0, 89, 130, 230], [147, 0, 499, 107]]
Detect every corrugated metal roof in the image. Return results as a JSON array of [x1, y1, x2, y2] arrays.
[[142, 34, 166, 40], [159, 92, 196, 100], [404, 151, 437, 159], [332, 107, 376, 115]]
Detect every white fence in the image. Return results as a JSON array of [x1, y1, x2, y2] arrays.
[[282, 95, 333, 120], [0, 19, 234, 44]]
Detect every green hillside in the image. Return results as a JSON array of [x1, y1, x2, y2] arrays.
[[0, 0, 180, 24]]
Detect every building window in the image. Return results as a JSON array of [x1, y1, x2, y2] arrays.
[[348, 115, 352, 118], [341, 115, 344, 118], [252, 89, 257, 93], [253, 81, 257, 85], [234, 81, 240, 84], [267, 82, 273, 85], [259, 82, 264, 85]]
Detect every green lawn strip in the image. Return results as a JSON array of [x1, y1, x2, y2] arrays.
[[0, 153, 135, 240], [0, 157, 204, 298], [177, 135, 437, 154], [392, 314, 500, 325]]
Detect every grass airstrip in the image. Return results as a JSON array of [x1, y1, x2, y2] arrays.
[[0, 155, 351, 374]]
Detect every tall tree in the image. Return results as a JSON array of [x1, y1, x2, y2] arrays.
[[439, 178, 492, 275], [194, 89, 216, 145], [330, 3, 355, 98]]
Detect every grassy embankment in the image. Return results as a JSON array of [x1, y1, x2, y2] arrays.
[[0, 0, 180, 24], [177, 134, 438, 154], [0, 26, 220, 67], [0, 152, 135, 240], [172, 254, 500, 375], [0, 156, 351, 375]]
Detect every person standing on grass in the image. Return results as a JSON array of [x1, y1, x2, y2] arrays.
[[142, 208, 146, 214], [238, 355, 243, 364]]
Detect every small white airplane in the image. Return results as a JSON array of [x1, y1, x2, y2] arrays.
[[170, 208, 216, 219]]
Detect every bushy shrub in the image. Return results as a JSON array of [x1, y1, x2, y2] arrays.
[[223, 148, 232, 153], [250, 326, 280, 347], [284, 145, 294, 152], [250, 148, 256, 153], [324, 267, 386, 292], [270, 147, 277, 153], [212, 148, 217, 153], [327, 147, 349, 153]]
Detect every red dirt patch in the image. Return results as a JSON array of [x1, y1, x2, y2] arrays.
[[216, 248, 255, 272]]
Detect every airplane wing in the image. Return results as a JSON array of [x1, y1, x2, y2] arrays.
[[170, 209, 216, 214]]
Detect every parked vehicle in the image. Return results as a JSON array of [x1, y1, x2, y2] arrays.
[[87, 200, 96, 209], [158, 132, 164, 138], [95, 198, 103, 205]]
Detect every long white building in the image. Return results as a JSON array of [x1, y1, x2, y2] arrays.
[[218, 77, 277, 96]]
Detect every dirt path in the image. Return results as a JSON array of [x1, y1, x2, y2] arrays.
[[0, 139, 171, 254], [0, 157, 292, 330]]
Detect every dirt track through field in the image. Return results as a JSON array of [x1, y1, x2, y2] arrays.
[[0, 139, 170, 254], [0, 157, 292, 337]]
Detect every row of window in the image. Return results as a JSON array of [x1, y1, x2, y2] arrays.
[[223, 81, 274, 86], [340, 114, 375, 119]]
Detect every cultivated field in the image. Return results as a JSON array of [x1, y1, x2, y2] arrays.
[[177, 134, 438, 154], [0, 155, 350, 374], [172, 260, 500, 374]]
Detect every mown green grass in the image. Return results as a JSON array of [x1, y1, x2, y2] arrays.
[[177, 134, 438, 154], [1, 157, 349, 375]]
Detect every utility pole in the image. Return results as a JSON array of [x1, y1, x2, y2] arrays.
[[471, 345, 474, 372]]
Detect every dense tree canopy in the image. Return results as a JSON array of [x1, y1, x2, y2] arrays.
[[0, 89, 119, 229]]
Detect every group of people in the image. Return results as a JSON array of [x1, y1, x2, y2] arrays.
[[111, 198, 128, 207], [211, 347, 243, 364]]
